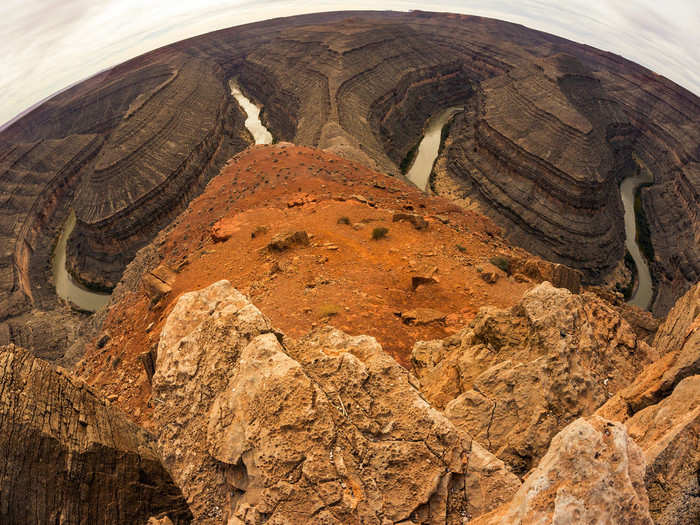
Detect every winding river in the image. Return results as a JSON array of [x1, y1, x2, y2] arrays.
[[406, 106, 655, 310], [620, 172, 654, 310], [229, 80, 273, 145], [52, 210, 110, 311], [405, 107, 462, 191], [52, 81, 274, 312]]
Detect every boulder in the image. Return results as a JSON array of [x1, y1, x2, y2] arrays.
[[211, 217, 242, 242], [401, 308, 447, 325], [142, 264, 176, 302], [267, 230, 310, 252], [392, 212, 428, 230], [413, 282, 654, 475], [411, 273, 439, 290], [469, 416, 653, 524], [152, 280, 520, 524]]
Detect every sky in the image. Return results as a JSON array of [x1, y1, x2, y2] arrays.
[[1, 0, 698, 127]]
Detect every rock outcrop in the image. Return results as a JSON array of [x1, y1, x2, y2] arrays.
[[152, 280, 520, 523], [595, 283, 700, 523], [0, 344, 191, 524], [469, 416, 653, 525], [412, 282, 655, 475], [599, 282, 700, 417], [625, 376, 700, 525]]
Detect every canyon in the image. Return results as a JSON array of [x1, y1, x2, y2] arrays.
[[0, 8, 698, 525]]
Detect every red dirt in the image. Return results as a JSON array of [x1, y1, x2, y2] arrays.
[[77, 143, 540, 426]]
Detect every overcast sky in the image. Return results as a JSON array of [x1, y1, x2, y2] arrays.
[[1, 0, 698, 127]]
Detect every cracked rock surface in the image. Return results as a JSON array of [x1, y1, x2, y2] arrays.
[[412, 282, 656, 476], [152, 280, 520, 524], [469, 416, 653, 525]]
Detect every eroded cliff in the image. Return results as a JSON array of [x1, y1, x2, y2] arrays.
[[0, 344, 192, 524]]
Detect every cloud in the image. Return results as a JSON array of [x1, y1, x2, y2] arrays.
[[1, 0, 698, 126]]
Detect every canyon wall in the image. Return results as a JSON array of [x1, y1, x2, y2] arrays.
[[0, 344, 192, 524], [0, 10, 697, 358]]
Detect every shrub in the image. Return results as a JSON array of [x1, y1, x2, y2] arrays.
[[318, 304, 341, 317], [456, 244, 467, 253], [371, 227, 389, 240], [489, 256, 511, 274], [337, 216, 351, 225]]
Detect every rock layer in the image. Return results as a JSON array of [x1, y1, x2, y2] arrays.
[[0, 344, 191, 524], [1, 11, 697, 355]]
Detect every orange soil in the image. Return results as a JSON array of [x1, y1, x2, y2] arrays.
[[77, 143, 538, 426]]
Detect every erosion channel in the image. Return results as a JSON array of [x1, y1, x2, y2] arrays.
[[52, 210, 110, 312], [52, 81, 274, 312]]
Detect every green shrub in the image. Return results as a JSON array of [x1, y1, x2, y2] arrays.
[[489, 256, 511, 274], [337, 216, 351, 225], [371, 227, 389, 240], [318, 304, 341, 317]]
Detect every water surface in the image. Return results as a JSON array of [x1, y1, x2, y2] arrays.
[[620, 172, 654, 309], [52, 210, 110, 311], [406, 107, 462, 191], [229, 81, 272, 145]]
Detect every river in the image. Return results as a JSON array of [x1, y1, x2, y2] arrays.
[[405, 107, 462, 191], [406, 106, 654, 310], [52, 80, 274, 311], [52, 210, 110, 311], [229, 80, 272, 145], [620, 172, 654, 310]]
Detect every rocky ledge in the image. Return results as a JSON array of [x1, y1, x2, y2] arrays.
[[151, 279, 521, 523], [0, 344, 191, 524]]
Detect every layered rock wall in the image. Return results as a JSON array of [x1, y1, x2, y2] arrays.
[[0, 344, 192, 524]]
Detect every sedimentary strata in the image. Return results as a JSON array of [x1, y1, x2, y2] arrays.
[[1, 11, 697, 356], [0, 344, 191, 524]]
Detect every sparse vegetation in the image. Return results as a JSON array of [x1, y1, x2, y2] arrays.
[[489, 256, 511, 274], [371, 227, 389, 240], [456, 244, 467, 253], [318, 303, 341, 317], [337, 216, 351, 225]]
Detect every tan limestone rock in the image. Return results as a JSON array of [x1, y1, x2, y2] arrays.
[[414, 282, 654, 475], [152, 280, 520, 524], [624, 375, 700, 525], [469, 416, 653, 525]]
